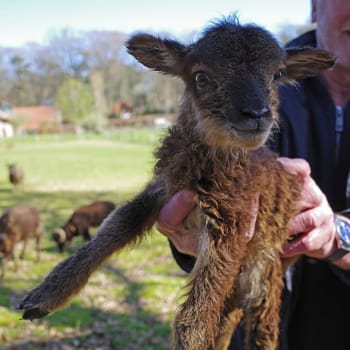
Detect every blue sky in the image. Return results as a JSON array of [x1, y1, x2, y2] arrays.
[[1, 0, 311, 47]]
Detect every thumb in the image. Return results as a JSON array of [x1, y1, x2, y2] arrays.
[[158, 190, 196, 228]]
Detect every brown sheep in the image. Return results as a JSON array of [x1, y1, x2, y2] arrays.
[[18, 17, 335, 349], [52, 201, 116, 252], [8, 163, 24, 186], [0, 204, 44, 279]]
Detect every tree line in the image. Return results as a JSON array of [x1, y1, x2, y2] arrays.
[[0, 24, 310, 129], [0, 28, 184, 129]]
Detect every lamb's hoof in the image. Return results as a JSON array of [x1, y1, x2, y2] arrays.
[[17, 300, 50, 320]]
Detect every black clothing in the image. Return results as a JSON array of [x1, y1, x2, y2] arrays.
[[273, 31, 350, 212], [171, 30, 350, 349], [267, 29, 350, 350]]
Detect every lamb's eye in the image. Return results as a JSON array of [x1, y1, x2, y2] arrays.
[[273, 69, 287, 81], [194, 71, 212, 89]]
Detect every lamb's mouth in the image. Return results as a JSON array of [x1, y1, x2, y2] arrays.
[[230, 123, 272, 139], [230, 118, 273, 133], [231, 125, 270, 133]]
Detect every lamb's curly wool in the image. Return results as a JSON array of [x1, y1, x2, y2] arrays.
[[19, 17, 335, 350], [155, 107, 301, 350]]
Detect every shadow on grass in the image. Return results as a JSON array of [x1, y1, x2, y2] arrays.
[[1, 268, 173, 350], [104, 263, 147, 306], [0, 186, 178, 350], [4, 308, 172, 350]]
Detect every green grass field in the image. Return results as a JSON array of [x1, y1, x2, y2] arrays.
[[0, 129, 187, 350]]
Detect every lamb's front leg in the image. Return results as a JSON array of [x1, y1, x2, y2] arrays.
[[173, 222, 247, 350], [19, 181, 164, 320]]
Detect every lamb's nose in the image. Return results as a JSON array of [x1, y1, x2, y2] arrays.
[[240, 107, 271, 119]]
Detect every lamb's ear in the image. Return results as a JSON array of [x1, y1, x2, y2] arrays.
[[285, 47, 336, 80], [126, 34, 187, 76]]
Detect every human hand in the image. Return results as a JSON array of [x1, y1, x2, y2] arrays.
[[156, 190, 198, 256], [278, 157, 338, 260], [156, 190, 259, 257]]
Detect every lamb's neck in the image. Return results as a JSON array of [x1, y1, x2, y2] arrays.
[[175, 96, 247, 161]]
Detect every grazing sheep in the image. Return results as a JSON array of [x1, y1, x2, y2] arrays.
[[0, 204, 44, 279], [52, 201, 116, 252], [8, 164, 24, 186], [19, 17, 334, 349]]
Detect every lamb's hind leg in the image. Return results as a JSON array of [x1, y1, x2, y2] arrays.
[[243, 257, 284, 350], [18, 181, 164, 320], [173, 224, 247, 350], [214, 290, 244, 350]]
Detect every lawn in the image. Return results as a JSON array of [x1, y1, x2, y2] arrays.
[[0, 129, 187, 350]]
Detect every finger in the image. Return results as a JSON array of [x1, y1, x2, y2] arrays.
[[287, 205, 328, 236], [158, 190, 196, 229], [155, 221, 177, 238], [245, 193, 260, 241], [295, 177, 324, 211], [283, 223, 335, 258], [155, 221, 199, 256], [173, 228, 200, 256], [277, 157, 311, 180]]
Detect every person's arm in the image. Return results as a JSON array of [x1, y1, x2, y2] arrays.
[[278, 157, 350, 269], [157, 157, 350, 271]]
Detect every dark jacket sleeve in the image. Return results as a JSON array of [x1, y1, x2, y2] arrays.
[[169, 241, 196, 273], [267, 83, 309, 159]]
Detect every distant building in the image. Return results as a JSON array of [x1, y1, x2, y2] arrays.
[[0, 103, 14, 138], [109, 101, 133, 119], [0, 117, 14, 138], [154, 117, 172, 128], [11, 106, 62, 134]]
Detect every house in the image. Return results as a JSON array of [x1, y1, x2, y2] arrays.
[[0, 103, 14, 138], [109, 101, 133, 119], [11, 106, 62, 134], [0, 116, 14, 138]]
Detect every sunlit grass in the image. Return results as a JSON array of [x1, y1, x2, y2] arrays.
[[1, 139, 155, 193], [0, 129, 186, 350]]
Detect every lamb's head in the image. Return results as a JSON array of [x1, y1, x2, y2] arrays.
[[52, 228, 67, 252], [127, 17, 335, 149]]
